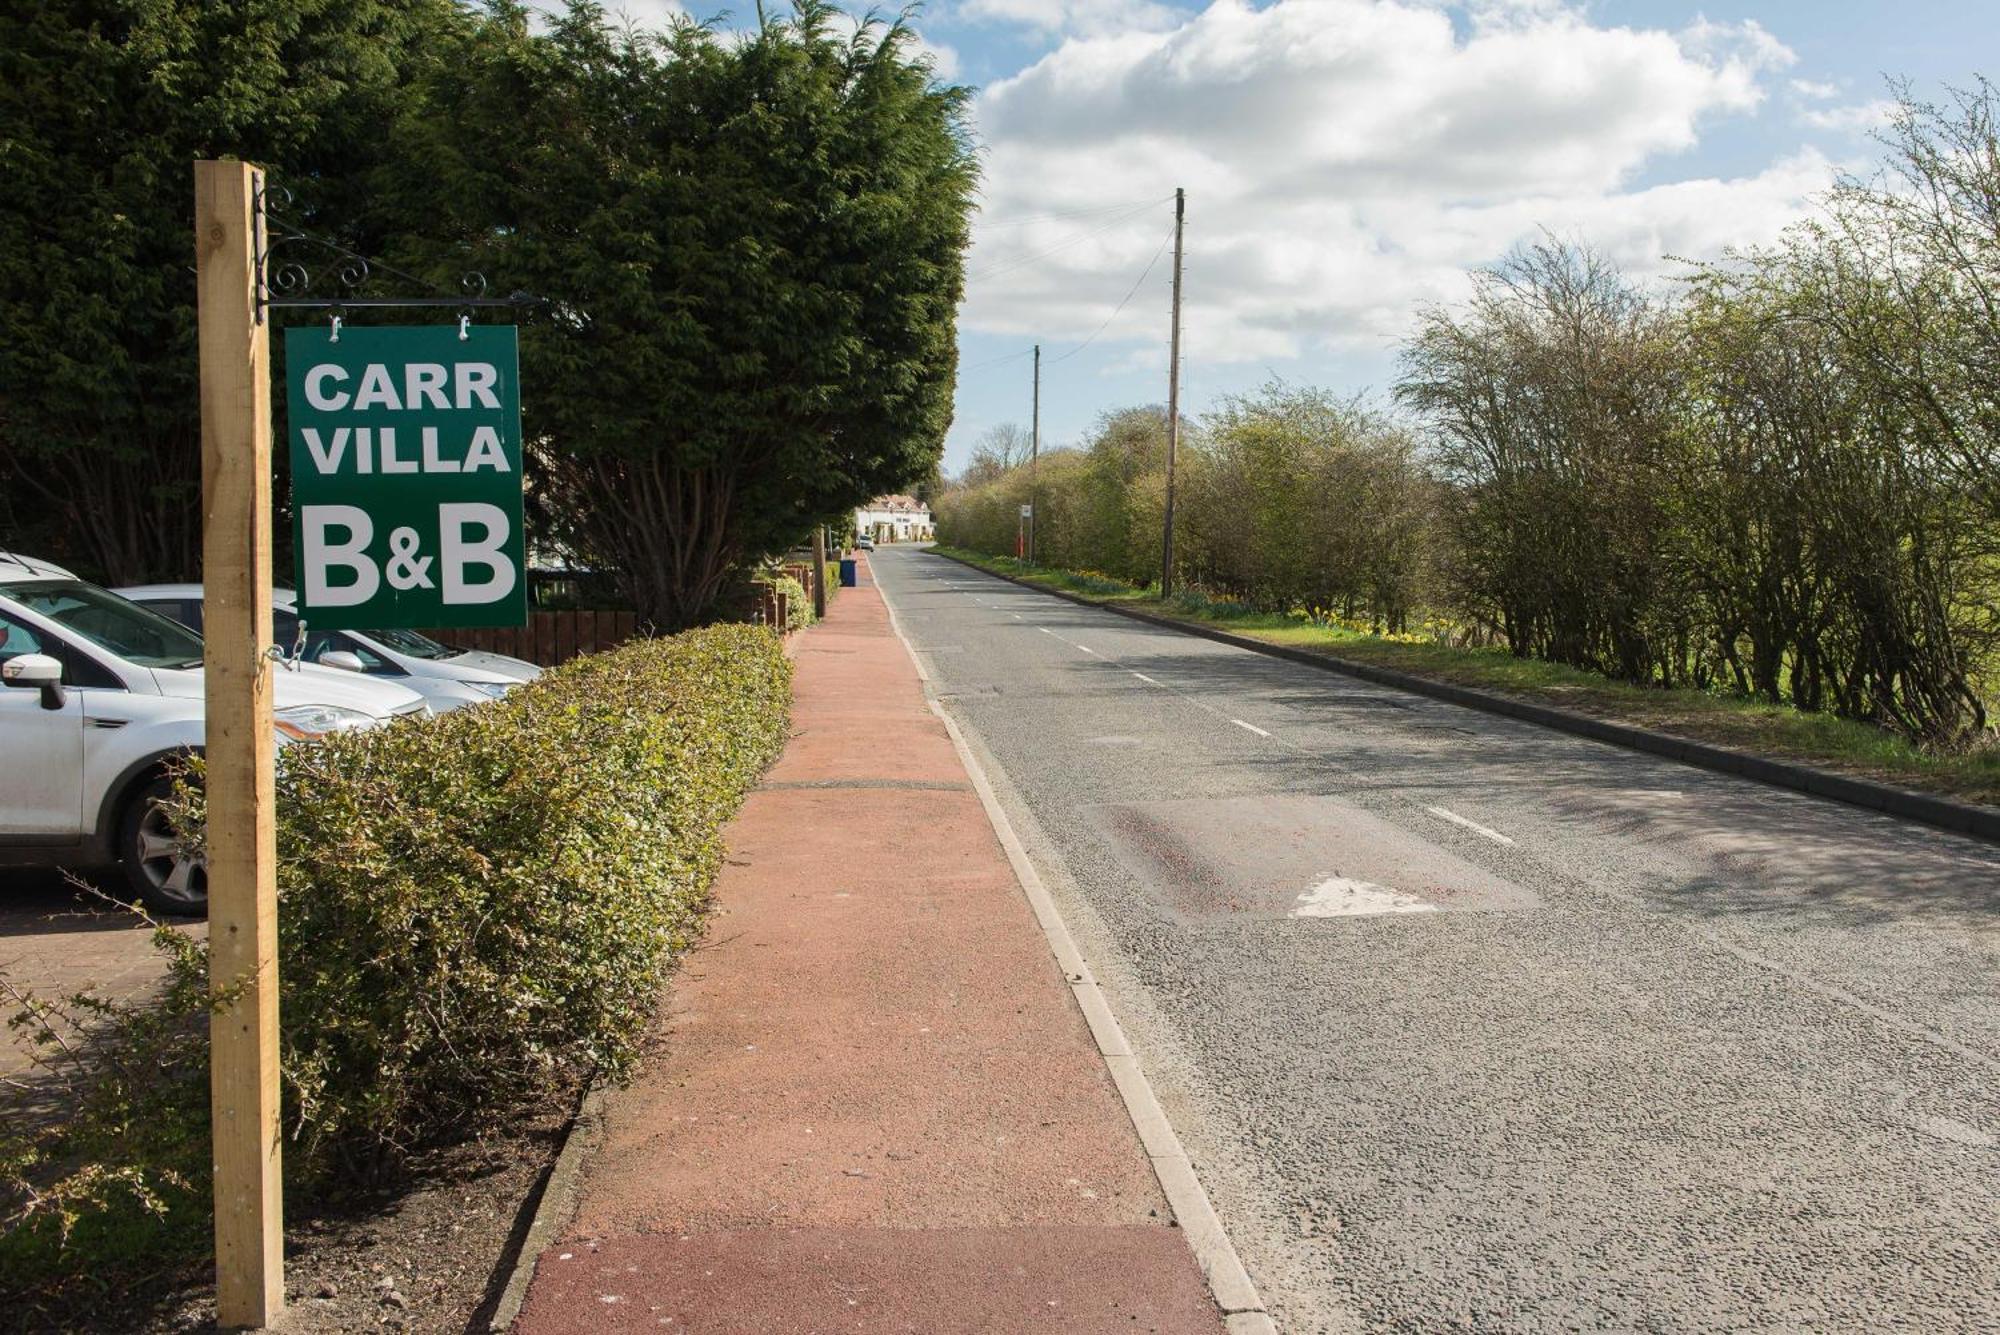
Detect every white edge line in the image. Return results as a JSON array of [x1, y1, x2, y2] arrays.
[[1425, 805, 1516, 846], [878, 560, 1270, 1323], [1231, 719, 1271, 738], [879, 565, 930, 682], [929, 699, 1268, 1319]]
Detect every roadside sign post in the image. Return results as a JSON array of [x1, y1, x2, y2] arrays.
[[813, 525, 828, 618], [194, 159, 283, 1331], [194, 158, 532, 1330], [1018, 502, 1032, 560]]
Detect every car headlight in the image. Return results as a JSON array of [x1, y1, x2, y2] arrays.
[[274, 703, 377, 741], [465, 680, 514, 699]]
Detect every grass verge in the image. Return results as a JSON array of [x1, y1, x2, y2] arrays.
[[933, 546, 2000, 809]]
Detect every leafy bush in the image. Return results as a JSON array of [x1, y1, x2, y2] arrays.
[[1164, 587, 1259, 621], [0, 923, 211, 1285], [1, 625, 790, 1282], [770, 575, 813, 632]]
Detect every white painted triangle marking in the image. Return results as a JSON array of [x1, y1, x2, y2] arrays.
[[1291, 875, 1438, 918]]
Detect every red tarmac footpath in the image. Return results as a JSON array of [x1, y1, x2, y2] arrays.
[[512, 556, 1222, 1334]]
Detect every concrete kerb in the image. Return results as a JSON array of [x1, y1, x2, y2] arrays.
[[486, 1078, 611, 1333], [875, 565, 1271, 1326], [925, 695, 1270, 1321], [933, 550, 2000, 847]]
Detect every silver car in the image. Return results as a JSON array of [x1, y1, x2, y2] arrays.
[[117, 584, 541, 714]]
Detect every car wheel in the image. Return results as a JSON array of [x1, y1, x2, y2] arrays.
[[118, 776, 208, 917]]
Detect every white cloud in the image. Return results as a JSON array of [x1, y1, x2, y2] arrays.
[[1790, 77, 1840, 100], [957, 0, 1185, 38], [1800, 98, 1897, 134], [908, 31, 963, 81], [605, 0, 685, 32], [960, 0, 1824, 363]]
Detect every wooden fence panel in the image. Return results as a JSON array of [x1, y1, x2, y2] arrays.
[[417, 609, 643, 669]]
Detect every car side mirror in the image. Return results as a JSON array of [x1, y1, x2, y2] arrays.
[[318, 650, 367, 673], [2, 653, 66, 710]]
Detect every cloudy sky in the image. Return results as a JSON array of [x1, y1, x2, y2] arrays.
[[620, 1, 1996, 473]]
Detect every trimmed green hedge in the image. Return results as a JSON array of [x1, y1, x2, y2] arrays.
[[268, 622, 790, 1165], [1, 624, 791, 1284]]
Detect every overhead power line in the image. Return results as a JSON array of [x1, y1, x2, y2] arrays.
[[967, 199, 1165, 282], [959, 346, 1037, 374], [1045, 223, 1176, 367], [972, 195, 1177, 230]]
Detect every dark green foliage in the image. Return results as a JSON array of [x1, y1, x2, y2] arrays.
[[383, 1, 978, 627], [1, 625, 790, 1286], [0, 1, 973, 617], [0, 0, 463, 582]]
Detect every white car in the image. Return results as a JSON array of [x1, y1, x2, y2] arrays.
[[1, 555, 430, 915], [116, 584, 541, 713]]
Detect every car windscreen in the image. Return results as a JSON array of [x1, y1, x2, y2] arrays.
[[7, 580, 205, 670], [361, 626, 464, 660]]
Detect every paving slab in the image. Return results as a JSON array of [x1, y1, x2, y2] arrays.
[[519, 1227, 1217, 1334], [513, 559, 1220, 1332]]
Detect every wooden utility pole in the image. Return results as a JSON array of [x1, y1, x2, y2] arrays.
[[812, 525, 828, 618], [1029, 344, 1040, 565], [1160, 186, 1185, 598], [194, 159, 282, 1331]]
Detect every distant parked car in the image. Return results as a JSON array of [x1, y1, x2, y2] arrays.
[[2, 555, 429, 915], [854, 534, 875, 551], [118, 583, 542, 715]]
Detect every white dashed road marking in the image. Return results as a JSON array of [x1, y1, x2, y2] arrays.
[[1232, 719, 1271, 738], [1131, 672, 1162, 686], [1425, 806, 1516, 846]]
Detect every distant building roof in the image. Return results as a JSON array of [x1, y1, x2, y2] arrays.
[[861, 494, 930, 514]]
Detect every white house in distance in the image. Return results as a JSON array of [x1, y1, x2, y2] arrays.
[[855, 494, 933, 542]]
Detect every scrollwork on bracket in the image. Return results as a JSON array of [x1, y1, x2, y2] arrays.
[[251, 177, 536, 323]]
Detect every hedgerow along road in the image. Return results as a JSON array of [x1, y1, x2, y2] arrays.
[[873, 545, 2000, 1335]]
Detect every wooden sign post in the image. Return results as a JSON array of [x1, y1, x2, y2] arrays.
[[194, 158, 283, 1330]]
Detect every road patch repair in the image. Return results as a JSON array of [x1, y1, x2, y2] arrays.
[[509, 555, 1227, 1333], [1083, 794, 1539, 922]]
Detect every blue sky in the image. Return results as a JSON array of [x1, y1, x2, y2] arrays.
[[639, 1, 1998, 475]]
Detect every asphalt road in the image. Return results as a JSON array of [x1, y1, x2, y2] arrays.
[[871, 547, 2000, 1335]]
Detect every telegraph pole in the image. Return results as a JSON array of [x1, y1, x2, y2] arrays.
[[1029, 343, 1040, 564], [1160, 186, 1185, 598]]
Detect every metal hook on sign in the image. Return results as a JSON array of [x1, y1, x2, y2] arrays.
[[329, 312, 342, 343], [458, 313, 471, 341]]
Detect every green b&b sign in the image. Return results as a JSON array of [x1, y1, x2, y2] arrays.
[[286, 325, 528, 630]]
